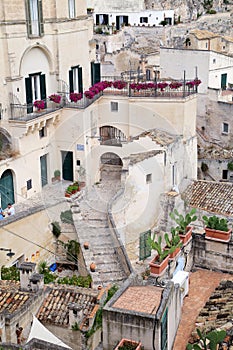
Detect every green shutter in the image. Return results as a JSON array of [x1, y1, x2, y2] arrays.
[[94, 63, 101, 84], [25, 77, 33, 113], [139, 230, 151, 260], [25, 0, 32, 37], [78, 67, 83, 94], [38, 0, 44, 36], [69, 70, 74, 93], [91, 62, 94, 86], [40, 74, 47, 107]]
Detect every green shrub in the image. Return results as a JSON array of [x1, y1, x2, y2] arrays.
[[51, 221, 61, 238], [60, 210, 73, 224], [1, 265, 20, 281], [203, 215, 229, 231], [227, 162, 233, 171]]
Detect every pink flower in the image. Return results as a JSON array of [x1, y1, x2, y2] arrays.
[[113, 80, 127, 89], [84, 91, 95, 99], [169, 82, 182, 89], [70, 92, 82, 102], [33, 100, 45, 109], [49, 94, 61, 103]]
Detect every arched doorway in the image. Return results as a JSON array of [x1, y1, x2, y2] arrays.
[[0, 170, 15, 209], [100, 152, 123, 180]]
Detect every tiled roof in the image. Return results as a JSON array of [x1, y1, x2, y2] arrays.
[[189, 29, 219, 40], [37, 285, 99, 328], [133, 128, 177, 146], [182, 180, 233, 216], [127, 150, 163, 165], [112, 286, 163, 315], [0, 280, 32, 314], [190, 279, 233, 343]]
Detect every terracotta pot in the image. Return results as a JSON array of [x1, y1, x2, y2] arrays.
[[90, 262, 96, 272], [168, 246, 181, 260], [205, 227, 232, 242], [83, 242, 89, 249], [115, 338, 142, 350], [149, 255, 169, 276], [179, 226, 193, 245], [65, 192, 71, 198]]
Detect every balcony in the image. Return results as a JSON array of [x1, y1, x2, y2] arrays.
[[9, 79, 198, 122]]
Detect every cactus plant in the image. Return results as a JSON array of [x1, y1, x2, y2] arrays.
[[164, 228, 183, 250], [202, 215, 229, 232], [148, 234, 171, 262], [186, 328, 226, 350], [170, 208, 197, 234]]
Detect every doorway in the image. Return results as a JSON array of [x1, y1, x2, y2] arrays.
[[62, 151, 74, 181], [0, 170, 15, 209], [40, 154, 48, 187]]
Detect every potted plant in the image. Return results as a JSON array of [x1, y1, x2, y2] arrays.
[[115, 339, 142, 350], [202, 215, 232, 242], [49, 94, 61, 104], [186, 328, 226, 350], [65, 182, 80, 197], [52, 169, 61, 182], [170, 208, 197, 245], [33, 99, 45, 111], [148, 235, 171, 276], [164, 228, 183, 260]]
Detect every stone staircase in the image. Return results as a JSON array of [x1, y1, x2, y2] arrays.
[[71, 180, 128, 289]]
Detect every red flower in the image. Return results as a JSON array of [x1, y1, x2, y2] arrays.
[[49, 94, 61, 103], [70, 92, 82, 102], [33, 100, 45, 109]]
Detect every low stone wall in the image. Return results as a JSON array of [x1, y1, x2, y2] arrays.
[[193, 233, 233, 274]]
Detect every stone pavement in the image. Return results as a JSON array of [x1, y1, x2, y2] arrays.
[[173, 269, 233, 350]]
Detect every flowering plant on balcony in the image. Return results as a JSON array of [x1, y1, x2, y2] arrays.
[[186, 79, 202, 88], [84, 90, 95, 99], [70, 92, 82, 102], [33, 100, 45, 110], [113, 80, 127, 89], [169, 82, 183, 89], [49, 94, 61, 104], [158, 82, 168, 91], [102, 80, 112, 88], [130, 82, 156, 91]]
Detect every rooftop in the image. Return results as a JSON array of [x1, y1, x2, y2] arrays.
[[112, 285, 163, 315], [133, 128, 178, 146], [37, 285, 100, 329], [189, 29, 219, 40], [0, 280, 33, 314], [182, 180, 233, 216], [127, 150, 163, 165]]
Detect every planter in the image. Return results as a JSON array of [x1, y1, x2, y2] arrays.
[[115, 338, 142, 350], [149, 255, 169, 276], [168, 246, 181, 260], [179, 226, 193, 245], [205, 227, 232, 242], [65, 192, 71, 198], [90, 262, 96, 272]]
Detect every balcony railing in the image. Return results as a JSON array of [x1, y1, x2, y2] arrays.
[[9, 79, 198, 122]]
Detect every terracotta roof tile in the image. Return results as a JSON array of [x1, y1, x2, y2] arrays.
[[37, 285, 100, 328], [112, 286, 163, 315], [0, 281, 33, 314], [182, 180, 233, 216]]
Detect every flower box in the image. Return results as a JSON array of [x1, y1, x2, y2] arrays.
[[168, 246, 181, 260], [115, 338, 142, 350], [205, 228, 232, 242], [149, 255, 169, 276], [179, 226, 193, 245]]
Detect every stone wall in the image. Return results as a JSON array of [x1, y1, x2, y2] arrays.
[[193, 233, 233, 274]]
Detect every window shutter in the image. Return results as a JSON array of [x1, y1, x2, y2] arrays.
[[38, 0, 44, 36], [40, 74, 47, 108], [96, 14, 100, 25], [25, 77, 33, 113], [25, 0, 32, 37], [139, 230, 151, 261], [94, 63, 101, 84], [78, 67, 83, 94], [91, 62, 94, 86], [69, 70, 74, 93]]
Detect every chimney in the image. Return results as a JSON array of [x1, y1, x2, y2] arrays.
[[19, 262, 36, 291], [68, 303, 83, 329], [29, 273, 44, 292]]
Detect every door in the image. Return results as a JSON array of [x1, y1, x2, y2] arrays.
[[0, 170, 15, 209], [91, 62, 101, 86], [62, 151, 73, 181], [221, 73, 227, 90], [40, 154, 48, 187]]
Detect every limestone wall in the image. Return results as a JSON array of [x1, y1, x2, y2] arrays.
[[193, 234, 233, 274]]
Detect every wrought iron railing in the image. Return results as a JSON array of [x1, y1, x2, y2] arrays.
[[9, 79, 198, 121]]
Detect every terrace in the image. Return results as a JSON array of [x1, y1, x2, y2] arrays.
[[9, 78, 200, 122]]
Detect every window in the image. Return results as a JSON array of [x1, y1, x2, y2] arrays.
[[139, 230, 151, 260], [213, 58, 216, 63], [26, 0, 44, 37], [25, 73, 47, 113], [39, 127, 46, 138], [140, 17, 148, 23], [146, 173, 152, 184], [27, 179, 32, 190], [111, 102, 118, 112], [222, 170, 228, 180], [69, 66, 83, 93], [222, 122, 229, 134], [91, 62, 101, 86], [68, 0, 75, 18]]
